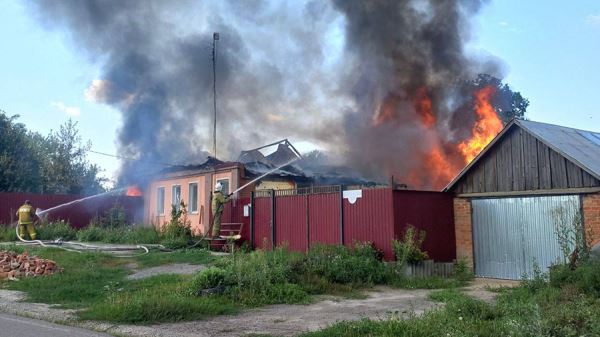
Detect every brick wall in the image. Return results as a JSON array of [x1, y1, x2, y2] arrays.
[[583, 192, 600, 246], [454, 198, 473, 266]]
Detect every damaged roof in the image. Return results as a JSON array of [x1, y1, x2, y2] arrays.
[[444, 119, 600, 191]]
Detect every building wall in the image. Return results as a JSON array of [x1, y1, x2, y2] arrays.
[[146, 175, 206, 234], [145, 168, 239, 235], [583, 192, 600, 246], [255, 180, 296, 190], [451, 127, 600, 194], [453, 198, 474, 266]]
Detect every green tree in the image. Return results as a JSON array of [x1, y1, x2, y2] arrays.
[[470, 74, 529, 123], [0, 111, 106, 195], [0, 112, 43, 192]]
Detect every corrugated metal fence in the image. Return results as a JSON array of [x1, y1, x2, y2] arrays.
[[223, 186, 456, 261], [0, 192, 143, 228]]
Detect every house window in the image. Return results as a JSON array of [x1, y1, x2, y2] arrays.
[[189, 183, 198, 213], [157, 187, 165, 215], [217, 178, 230, 194], [172, 185, 181, 211]]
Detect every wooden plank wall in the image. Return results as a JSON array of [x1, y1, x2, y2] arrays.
[[453, 127, 600, 193]]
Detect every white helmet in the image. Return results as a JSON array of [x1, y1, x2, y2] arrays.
[[215, 182, 223, 192]]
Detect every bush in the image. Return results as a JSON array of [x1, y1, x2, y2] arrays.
[[219, 248, 307, 306], [37, 221, 77, 240], [303, 243, 387, 285], [392, 225, 429, 265], [187, 267, 228, 295], [160, 202, 193, 249], [453, 259, 474, 283]]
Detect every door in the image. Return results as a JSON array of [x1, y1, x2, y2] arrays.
[[471, 195, 580, 280]]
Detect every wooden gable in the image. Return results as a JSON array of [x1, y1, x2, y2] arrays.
[[450, 125, 600, 195]]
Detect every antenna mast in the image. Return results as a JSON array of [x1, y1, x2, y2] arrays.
[[212, 32, 219, 158]]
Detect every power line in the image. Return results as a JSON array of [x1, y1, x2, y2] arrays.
[[87, 149, 180, 167]]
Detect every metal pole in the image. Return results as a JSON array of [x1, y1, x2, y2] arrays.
[[212, 32, 219, 158], [339, 185, 344, 246], [271, 189, 276, 249], [250, 191, 255, 249]]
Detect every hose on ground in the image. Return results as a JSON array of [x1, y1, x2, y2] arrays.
[[12, 221, 151, 257]]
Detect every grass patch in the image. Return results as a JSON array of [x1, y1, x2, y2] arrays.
[[300, 259, 600, 337], [0, 225, 17, 241], [80, 274, 238, 323], [185, 244, 467, 308], [2, 245, 127, 309], [76, 225, 161, 244]]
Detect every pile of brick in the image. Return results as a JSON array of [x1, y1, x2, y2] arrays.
[[0, 251, 62, 280]]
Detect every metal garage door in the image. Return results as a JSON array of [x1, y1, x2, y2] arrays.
[[472, 195, 579, 280]]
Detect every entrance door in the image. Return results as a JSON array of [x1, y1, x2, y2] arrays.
[[471, 195, 580, 280]]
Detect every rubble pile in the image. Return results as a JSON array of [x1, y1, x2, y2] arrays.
[[0, 251, 62, 280]]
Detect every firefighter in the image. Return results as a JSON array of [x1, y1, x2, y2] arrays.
[[211, 182, 231, 238], [16, 200, 37, 240]]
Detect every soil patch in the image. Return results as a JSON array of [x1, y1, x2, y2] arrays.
[[127, 263, 206, 280]]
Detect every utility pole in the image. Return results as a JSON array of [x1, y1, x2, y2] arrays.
[[212, 32, 219, 158]]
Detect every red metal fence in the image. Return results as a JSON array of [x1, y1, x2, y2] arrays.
[[223, 186, 456, 261], [0, 192, 143, 228]]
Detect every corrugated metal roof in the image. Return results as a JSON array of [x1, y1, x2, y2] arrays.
[[516, 119, 600, 180]]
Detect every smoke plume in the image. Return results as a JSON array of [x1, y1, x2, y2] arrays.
[[29, 0, 502, 189]]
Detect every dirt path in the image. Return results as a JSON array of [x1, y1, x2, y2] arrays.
[[0, 273, 513, 337], [126, 263, 206, 280], [104, 286, 439, 337]]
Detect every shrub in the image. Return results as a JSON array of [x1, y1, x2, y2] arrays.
[[92, 202, 127, 228], [215, 248, 308, 306], [303, 243, 387, 285], [392, 225, 429, 266], [160, 202, 193, 249], [37, 221, 77, 240], [187, 267, 229, 295], [76, 225, 106, 242], [453, 258, 474, 283]]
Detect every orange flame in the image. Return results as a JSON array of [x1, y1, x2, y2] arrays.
[[458, 86, 503, 163], [126, 186, 143, 196], [414, 87, 436, 127]]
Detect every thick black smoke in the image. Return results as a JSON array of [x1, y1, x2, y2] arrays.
[[29, 0, 343, 184], [333, 0, 502, 189], [29, 0, 501, 189]]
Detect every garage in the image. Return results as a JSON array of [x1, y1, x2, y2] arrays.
[[472, 195, 579, 279], [446, 119, 600, 279]]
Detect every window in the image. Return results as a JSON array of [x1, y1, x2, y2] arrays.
[[172, 185, 181, 210], [217, 178, 230, 194], [157, 187, 165, 215], [189, 183, 198, 213]]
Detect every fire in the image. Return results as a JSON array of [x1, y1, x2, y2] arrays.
[[125, 186, 143, 196], [414, 87, 436, 127], [458, 86, 503, 163]]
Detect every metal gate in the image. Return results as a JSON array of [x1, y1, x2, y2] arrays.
[[472, 195, 580, 280]]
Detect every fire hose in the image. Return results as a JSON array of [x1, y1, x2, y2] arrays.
[[13, 221, 151, 257]]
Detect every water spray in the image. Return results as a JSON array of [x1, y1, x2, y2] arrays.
[[230, 157, 300, 196], [36, 188, 127, 218]]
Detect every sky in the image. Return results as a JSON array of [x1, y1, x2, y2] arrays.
[[0, 0, 599, 186]]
